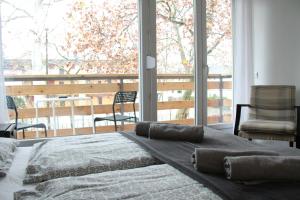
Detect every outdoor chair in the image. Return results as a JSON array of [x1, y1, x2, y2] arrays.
[[6, 96, 47, 139], [94, 91, 137, 131], [234, 85, 300, 148]]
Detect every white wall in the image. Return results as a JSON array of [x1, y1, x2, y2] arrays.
[[252, 0, 300, 103]]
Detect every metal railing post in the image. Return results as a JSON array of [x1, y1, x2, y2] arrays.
[[120, 78, 124, 130]]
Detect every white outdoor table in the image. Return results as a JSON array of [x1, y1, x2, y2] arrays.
[[35, 96, 95, 137]]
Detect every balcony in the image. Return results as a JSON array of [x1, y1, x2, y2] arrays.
[[5, 74, 232, 139]]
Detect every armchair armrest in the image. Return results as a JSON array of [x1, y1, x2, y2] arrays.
[[234, 104, 251, 136]]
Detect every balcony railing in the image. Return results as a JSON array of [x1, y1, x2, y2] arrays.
[[5, 74, 232, 139]]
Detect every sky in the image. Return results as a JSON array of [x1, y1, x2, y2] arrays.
[[1, 0, 73, 59]]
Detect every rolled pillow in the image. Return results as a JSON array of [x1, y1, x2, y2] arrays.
[[192, 148, 279, 174], [149, 124, 204, 143], [135, 122, 171, 137], [224, 156, 300, 182], [135, 121, 152, 137]]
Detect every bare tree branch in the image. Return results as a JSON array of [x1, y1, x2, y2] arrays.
[[1, 0, 33, 18]]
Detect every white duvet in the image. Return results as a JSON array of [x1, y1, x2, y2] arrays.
[[16, 164, 221, 200], [0, 137, 18, 177], [24, 133, 157, 184]]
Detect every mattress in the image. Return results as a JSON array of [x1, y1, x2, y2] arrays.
[[15, 164, 221, 200], [24, 133, 158, 184]]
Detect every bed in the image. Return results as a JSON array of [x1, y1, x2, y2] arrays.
[[2, 127, 300, 200], [1, 132, 221, 200]]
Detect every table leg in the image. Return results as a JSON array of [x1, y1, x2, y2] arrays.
[[52, 100, 57, 137], [71, 100, 75, 135], [35, 102, 39, 138]]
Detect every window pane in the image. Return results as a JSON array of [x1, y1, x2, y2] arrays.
[[2, 0, 138, 138], [156, 0, 194, 125], [206, 0, 233, 125]]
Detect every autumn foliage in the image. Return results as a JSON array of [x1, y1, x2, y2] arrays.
[[62, 0, 231, 75]]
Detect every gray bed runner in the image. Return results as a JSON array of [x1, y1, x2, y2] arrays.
[[121, 127, 300, 200]]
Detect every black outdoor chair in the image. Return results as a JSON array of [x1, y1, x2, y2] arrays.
[[94, 91, 137, 131], [6, 96, 47, 139]]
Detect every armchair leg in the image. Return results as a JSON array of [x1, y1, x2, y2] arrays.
[[296, 106, 300, 148], [296, 135, 300, 149], [289, 141, 294, 147], [234, 105, 242, 136], [22, 129, 25, 139]]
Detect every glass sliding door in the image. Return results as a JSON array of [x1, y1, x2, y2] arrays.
[[156, 0, 195, 125], [206, 0, 233, 125]]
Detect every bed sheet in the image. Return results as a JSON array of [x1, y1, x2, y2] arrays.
[[24, 133, 158, 184], [0, 138, 18, 176], [15, 164, 221, 200]]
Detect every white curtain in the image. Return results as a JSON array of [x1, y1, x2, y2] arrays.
[[0, 6, 9, 124], [232, 0, 254, 120]]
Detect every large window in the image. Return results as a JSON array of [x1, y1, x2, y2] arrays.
[[2, 0, 139, 137], [1, 0, 233, 139]]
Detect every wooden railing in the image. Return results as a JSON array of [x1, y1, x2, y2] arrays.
[[5, 74, 232, 138]]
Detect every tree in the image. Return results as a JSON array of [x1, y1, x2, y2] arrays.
[[1, 0, 231, 75], [62, 0, 231, 76], [61, 0, 138, 74]]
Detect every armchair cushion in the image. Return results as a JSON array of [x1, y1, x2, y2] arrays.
[[249, 85, 295, 121], [240, 120, 296, 135]]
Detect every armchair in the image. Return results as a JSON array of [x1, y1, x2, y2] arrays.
[[234, 85, 300, 148]]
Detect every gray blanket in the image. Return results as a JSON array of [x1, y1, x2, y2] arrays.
[[149, 123, 204, 143], [15, 164, 221, 200], [224, 156, 300, 181], [192, 148, 278, 174], [24, 133, 157, 184], [0, 138, 18, 177]]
